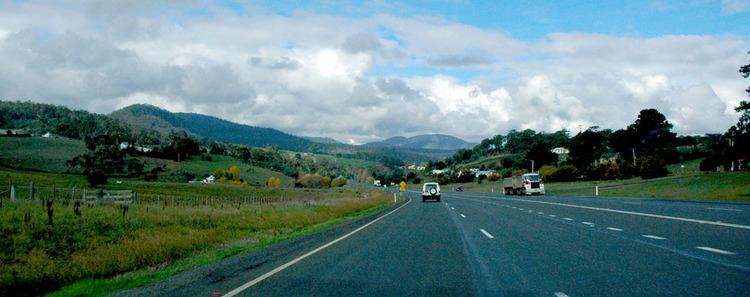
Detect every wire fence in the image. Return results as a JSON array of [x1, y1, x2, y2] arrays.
[[1, 182, 386, 209]]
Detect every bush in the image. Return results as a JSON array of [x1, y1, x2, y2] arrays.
[[700, 156, 721, 172], [433, 174, 450, 185], [539, 166, 557, 180], [87, 171, 107, 187], [411, 177, 422, 184], [638, 156, 669, 179], [297, 174, 331, 188], [331, 176, 347, 187], [551, 165, 579, 182], [487, 172, 501, 182]]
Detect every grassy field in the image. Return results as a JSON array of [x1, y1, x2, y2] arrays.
[[0, 170, 393, 296], [0, 137, 86, 173], [0, 136, 293, 187]]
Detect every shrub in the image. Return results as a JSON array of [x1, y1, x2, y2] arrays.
[[433, 174, 450, 185], [539, 166, 557, 180], [638, 156, 669, 179], [700, 156, 721, 172], [552, 165, 579, 182], [267, 176, 281, 189], [297, 174, 331, 188], [411, 177, 422, 184], [487, 172, 501, 182], [331, 176, 347, 187], [87, 171, 107, 187]]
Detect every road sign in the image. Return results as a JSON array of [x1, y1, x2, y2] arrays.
[[399, 181, 406, 192]]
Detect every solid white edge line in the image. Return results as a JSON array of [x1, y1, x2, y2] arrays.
[[696, 246, 736, 255], [642, 235, 666, 240], [460, 214, 466, 218], [465, 195, 750, 230], [554, 292, 570, 297], [480, 229, 495, 239], [222, 197, 412, 297]]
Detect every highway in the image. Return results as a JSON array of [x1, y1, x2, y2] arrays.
[[119, 191, 750, 297]]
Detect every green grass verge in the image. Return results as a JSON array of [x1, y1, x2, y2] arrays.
[[46, 199, 391, 297], [550, 172, 750, 201]]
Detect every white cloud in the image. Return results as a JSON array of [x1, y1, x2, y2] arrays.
[[721, 0, 750, 15], [0, 1, 747, 143]]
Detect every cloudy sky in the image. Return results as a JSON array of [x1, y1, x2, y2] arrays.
[[0, 1, 748, 144]]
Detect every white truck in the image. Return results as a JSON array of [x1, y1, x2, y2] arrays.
[[373, 180, 381, 187], [503, 173, 545, 195]]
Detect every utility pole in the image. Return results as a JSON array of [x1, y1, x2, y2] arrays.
[[632, 148, 636, 165], [531, 160, 535, 173]]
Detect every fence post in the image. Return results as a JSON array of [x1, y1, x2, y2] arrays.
[[10, 185, 16, 201], [30, 182, 34, 201]]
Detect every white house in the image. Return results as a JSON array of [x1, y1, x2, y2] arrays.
[[551, 147, 570, 162], [475, 170, 495, 178], [202, 175, 216, 184], [431, 169, 448, 175]]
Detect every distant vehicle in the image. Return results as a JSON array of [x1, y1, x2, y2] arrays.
[[455, 186, 463, 192], [374, 180, 381, 187], [503, 173, 545, 195], [421, 182, 441, 202]]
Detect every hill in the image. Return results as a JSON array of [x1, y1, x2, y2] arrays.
[[110, 104, 321, 152], [303, 136, 343, 145], [364, 134, 474, 151]]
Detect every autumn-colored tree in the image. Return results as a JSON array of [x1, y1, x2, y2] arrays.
[[267, 176, 281, 189], [229, 165, 241, 181]]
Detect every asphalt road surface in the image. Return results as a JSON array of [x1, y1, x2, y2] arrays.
[[121, 191, 750, 297]]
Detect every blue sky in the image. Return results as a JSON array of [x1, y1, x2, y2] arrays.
[[0, 1, 748, 143], [251, 0, 750, 38]]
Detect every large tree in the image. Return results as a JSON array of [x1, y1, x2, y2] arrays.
[[568, 128, 608, 172]]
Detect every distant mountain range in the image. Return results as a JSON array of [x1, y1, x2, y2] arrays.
[[110, 104, 471, 162], [364, 134, 474, 151], [110, 104, 322, 152]]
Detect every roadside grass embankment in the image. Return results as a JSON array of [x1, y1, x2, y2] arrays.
[[409, 159, 750, 202], [0, 170, 393, 297]]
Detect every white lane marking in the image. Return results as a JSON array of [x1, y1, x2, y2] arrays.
[[623, 202, 641, 205], [537, 212, 544, 215], [463, 195, 750, 230], [480, 229, 495, 239], [582, 222, 594, 226], [706, 207, 743, 212], [607, 227, 623, 231], [696, 246, 736, 255], [222, 197, 412, 297], [519, 208, 524, 210], [460, 214, 467, 218], [451, 207, 455, 210], [549, 214, 557, 217], [642, 235, 666, 240], [563, 218, 573, 221], [554, 292, 570, 297]]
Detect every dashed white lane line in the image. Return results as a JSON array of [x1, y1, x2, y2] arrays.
[[451, 207, 455, 210], [696, 246, 736, 255], [464, 195, 750, 230], [460, 214, 466, 218], [537, 212, 544, 215], [642, 235, 667, 240], [480, 229, 495, 239], [554, 292, 570, 297], [607, 227, 624, 231], [582, 222, 594, 226], [562, 218, 573, 221], [549, 214, 557, 218], [706, 207, 743, 212]]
